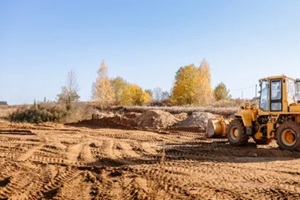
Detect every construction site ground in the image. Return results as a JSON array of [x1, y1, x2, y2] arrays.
[[1, 119, 300, 200]]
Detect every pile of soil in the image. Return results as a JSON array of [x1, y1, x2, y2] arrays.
[[173, 112, 188, 120], [174, 111, 216, 131], [66, 114, 138, 130], [92, 111, 115, 119], [67, 109, 216, 132], [134, 110, 179, 129]]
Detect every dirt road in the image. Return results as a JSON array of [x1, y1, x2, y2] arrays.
[[0, 122, 300, 199]]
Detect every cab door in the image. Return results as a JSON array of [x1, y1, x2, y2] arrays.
[[270, 79, 282, 111], [259, 80, 269, 111]]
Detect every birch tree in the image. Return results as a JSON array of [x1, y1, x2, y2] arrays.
[[57, 69, 80, 110], [93, 61, 115, 108]]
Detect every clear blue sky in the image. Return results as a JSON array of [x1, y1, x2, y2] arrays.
[[1, 0, 300, 105]]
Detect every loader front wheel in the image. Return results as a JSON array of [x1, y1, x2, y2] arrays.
[[276, 121, 300, 151], [227, 119, 248, 146]]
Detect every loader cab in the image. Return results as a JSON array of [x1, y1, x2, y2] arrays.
[[259, 75, 298, 112], [259, 78, 282, 112]]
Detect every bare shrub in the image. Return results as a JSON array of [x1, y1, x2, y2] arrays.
[[10, 103, 67, 123], [9, 102, 95, 124], [0, 105, 24, 121], [64, 102, 96, 123]]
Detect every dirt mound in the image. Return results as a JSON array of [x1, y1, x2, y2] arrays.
[[67, 114, 138, 130], [92, 111, 115, 119], [173, 112, 188, 120], [134, 110, 179, 129], [174, 111, 216, 131], [124, 112, 141, 119], [68, 110, 215, 132]]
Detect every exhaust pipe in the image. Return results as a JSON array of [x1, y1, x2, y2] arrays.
[[206, 118, 230, 138]]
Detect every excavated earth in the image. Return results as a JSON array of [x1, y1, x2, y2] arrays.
[[1, 110, 300, 199]]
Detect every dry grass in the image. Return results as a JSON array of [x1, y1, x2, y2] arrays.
[[64, 102, 96, 123], [3, 102, 97, 124], [0, 105, 29, 120]]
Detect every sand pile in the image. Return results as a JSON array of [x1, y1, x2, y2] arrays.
[[68, 114, 138, 129], [92, 111, 115, 119], [173, 112, 188, 120], [68, 109, 217, 132], [174, 111, 216, 131], [134, 110, 179, 129]]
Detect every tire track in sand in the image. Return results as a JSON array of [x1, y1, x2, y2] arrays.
[[16, 144, 44, 162], [79, 143, 95, 163], [65, 143, 86, 163]]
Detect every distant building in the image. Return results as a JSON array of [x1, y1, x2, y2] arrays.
[[0, 101, 8, 105]]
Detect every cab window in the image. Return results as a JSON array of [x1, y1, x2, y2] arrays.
[[287, 79, 296, 104], [270, 80, 281, 111], [260, 80, 269, 111], [271, 81, 281, 100], [296, 80, 300, 102]]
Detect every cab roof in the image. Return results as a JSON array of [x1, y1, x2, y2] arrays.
[[259, 75, 295, 82]]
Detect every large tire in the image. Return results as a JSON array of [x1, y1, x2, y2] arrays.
[[227, 119, 249, 146], [276, 121, 300, 151]]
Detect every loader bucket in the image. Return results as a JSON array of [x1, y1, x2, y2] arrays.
[[206, 118, 229, 138]]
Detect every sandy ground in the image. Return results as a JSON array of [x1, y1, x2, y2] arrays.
[[1, 122, 300, 200]]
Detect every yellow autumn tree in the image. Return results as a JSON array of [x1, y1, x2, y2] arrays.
[[170, 60, 213, 106], [214, 82, 230, 101], [142, 89, 152, 105], [121, 84, 151, 105], [196, 59, 213, 105], [92, 60, 115, 108], [111, 76, 128, 105], [170, 64, 201, 105]]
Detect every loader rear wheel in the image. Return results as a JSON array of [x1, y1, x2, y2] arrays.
[[227, 119, 248, 146], [276, 121, 300, 151]]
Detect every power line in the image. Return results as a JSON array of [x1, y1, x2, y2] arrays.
[[230, 85, 256, 91]]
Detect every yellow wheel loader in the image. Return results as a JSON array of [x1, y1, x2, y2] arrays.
[[207, 75, 300, 151]]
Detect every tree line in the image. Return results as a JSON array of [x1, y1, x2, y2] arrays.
[[56, 59, 230, 108]]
